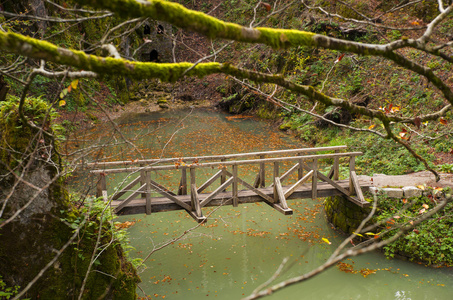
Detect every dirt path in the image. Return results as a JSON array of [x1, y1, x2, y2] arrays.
[[359, 171, 453, 188]]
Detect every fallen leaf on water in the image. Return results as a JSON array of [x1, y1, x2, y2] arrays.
[[322, 238, 331, 245]]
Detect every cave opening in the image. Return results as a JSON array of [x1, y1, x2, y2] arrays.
[[144, 24, 151, 35], [157, 24, 164, 34], [149, 50, 159, 62]]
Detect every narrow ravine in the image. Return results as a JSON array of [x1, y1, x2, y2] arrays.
[[71, 109, 453, 300]]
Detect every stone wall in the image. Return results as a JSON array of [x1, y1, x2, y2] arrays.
[[138, 21, 173, 62], [324, 195, 371, 234], [325, 186, 431, 234]]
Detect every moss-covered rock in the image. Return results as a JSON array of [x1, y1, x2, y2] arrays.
[[0, 96, 139, 299], [324, 195, 371, 234]]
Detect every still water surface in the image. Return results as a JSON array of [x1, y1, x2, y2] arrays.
[[75, 109, 453, 299]]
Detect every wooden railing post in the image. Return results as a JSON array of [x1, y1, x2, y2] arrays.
[[96, 173, 106, 200], [178, 167, 187, 195], [221, 158, 226, 185], [232, 164, 238, 207], [190, 167, 196, 196], [273, 162, 279, 203], [298, 153, 304, 180], [259, 155, 265, 187], [349, 156, 356, 195], [140, 163, 146, 199], [221, 158, 227, 192], [190, 167, 202, 217], [312, 159, 318, 199], [145, 171, 152, 214], [334, 150, 340, 181]]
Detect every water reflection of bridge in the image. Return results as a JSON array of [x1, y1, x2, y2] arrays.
[[88, 146, 370, 222]]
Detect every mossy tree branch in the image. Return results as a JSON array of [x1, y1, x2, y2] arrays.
[[0, 30, 447, 126]]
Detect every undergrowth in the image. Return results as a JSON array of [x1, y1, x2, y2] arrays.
[[64, 195, 143, 270], [374, 188, 453, 266]]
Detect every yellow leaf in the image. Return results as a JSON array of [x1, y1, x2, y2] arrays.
[[368, 124, 375, 130], [71, 79, 79, 89], [353, 232, 363, 237], [59, 100, 66, 106], [417, 185, 425, 190], [322, 238, 331, 245], [365, 232, 376, 235]]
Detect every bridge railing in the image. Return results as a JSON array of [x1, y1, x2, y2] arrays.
[[90, 146, 367, 221]]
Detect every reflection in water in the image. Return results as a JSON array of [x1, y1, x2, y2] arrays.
[[70, 109, 453, 300]]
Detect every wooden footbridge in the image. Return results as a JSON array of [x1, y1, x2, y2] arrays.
[[88, 146, 370, 222]]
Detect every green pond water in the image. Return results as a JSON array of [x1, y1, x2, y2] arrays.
[[72, 109, 453, 300]]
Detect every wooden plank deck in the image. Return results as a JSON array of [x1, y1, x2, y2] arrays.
[[112, 179, 370, 215]]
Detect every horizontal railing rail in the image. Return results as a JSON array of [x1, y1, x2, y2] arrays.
[[83, 145, 348, 169]]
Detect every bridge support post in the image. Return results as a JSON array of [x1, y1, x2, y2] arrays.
[[274, 177, 290, 212]]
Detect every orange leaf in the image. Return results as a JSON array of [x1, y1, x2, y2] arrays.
[[261, 2, 272, 11], [368, 124, 375, 130], [390, 105, 400, 113], [335, 53, 345, 63], [440, 117, 447, 125]]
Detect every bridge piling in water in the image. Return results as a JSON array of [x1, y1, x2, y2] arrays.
[[90, 146, 370, 222]]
